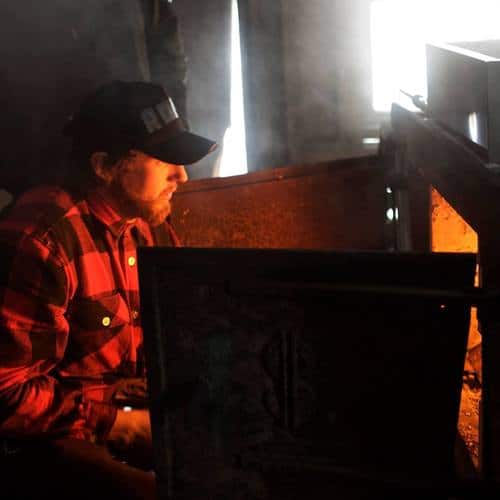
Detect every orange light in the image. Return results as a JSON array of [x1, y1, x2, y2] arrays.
[[431, 187, 480, 469], [431, 187, 479, 348]]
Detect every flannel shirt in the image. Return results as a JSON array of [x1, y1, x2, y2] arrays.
[[0, 185, 179, 442]]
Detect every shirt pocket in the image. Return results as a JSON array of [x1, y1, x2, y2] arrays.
[[64, 292, 132, 374], [69, 292, 131, 330]]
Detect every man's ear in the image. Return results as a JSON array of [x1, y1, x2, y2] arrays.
[[90, 152, 115, 185]]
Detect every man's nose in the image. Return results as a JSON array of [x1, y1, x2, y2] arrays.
[[168, 164, 189, 184]]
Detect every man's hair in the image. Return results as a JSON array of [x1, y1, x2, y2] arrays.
[[63, 143, 132, 194]]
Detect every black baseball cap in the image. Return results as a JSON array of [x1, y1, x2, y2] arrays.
[[64, 81, 217, 165]]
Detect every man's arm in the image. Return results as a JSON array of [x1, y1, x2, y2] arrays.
[[0, 232, 115, 441]]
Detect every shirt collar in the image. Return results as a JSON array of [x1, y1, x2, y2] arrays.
[[86, 188, 137, 238]]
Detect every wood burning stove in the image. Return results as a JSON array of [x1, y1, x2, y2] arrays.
[[139, 248, 476, 499]]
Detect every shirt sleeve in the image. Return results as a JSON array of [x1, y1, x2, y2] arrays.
[[0, 232, 116, 442]]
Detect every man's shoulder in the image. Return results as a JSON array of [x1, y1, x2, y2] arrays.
[[0, 185, 87, 240]]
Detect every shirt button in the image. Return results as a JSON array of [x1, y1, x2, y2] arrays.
[[128, 256, 136, 267], [102, 316, 111, 327], [131, 310, 139, 320]]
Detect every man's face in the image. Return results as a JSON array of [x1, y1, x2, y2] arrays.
[[110, 150, 188, 226]]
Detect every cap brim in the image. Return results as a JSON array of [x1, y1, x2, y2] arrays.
[[142, 131, 217, 165]]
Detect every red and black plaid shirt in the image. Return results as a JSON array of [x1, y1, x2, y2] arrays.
[[0, 185, 179, 442]]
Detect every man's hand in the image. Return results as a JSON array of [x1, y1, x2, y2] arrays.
[[108, 408, 152, 450], [107, 408, 153, 469], [111, 377, 149, 408]]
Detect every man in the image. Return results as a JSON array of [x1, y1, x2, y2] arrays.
[[0, 81, 216, 499]]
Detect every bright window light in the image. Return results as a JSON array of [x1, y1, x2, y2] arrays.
[[218, 0, 248, 177], [362, 137, 380, 145], [371, 0, 500, 112], [468, 112, 479, 143]]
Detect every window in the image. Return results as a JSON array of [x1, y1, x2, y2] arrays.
[[218, 0, 248, 177], [370, 0, 500, 112]]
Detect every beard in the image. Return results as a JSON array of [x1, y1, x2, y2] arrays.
[[109, 182, 172, 227], [132, 195, 172, 227]]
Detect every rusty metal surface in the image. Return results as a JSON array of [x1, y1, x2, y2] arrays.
[[171, 156, 388, 250]]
